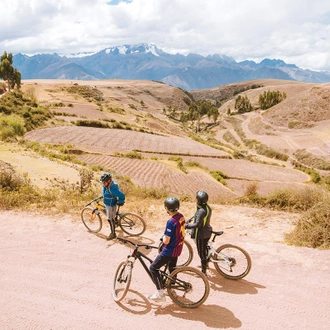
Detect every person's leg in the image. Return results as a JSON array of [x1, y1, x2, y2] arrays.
[[150, 254, 171, 289], [148, 254, 171, 301], [196, 238, 209, 274], [106, 205, 116, 239], [168, 256, 178, 274]]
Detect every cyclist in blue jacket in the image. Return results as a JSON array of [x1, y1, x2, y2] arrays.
[[99, 172, 125, 240]]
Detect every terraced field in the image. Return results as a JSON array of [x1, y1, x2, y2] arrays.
[[24, 126, 229, 157], [77, 154, 236, 201], [20, 78, 329, 200]]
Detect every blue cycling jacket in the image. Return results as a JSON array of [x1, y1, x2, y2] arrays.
[[102, 181, 125, 207]]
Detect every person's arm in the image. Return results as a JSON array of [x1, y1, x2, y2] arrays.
[[162, 220, 174, 245], [186, 209, 205, 229], [162, 234, 170, 245], [111, 183, 126, 205]]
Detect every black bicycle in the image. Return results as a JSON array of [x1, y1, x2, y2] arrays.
[[81, 196, 146, 236], [112, 237, 210, 308]]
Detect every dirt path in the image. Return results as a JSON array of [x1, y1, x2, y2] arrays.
[[1, 207, 330, 330]]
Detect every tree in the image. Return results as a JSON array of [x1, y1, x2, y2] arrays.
[[187, 100, 219, 131], [234, 95, 253, 113], [258, 90, 287, 110], [0, 51, 21, 91]]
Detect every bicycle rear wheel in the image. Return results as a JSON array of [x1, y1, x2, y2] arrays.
[[177, 241, 193, 267], [166, 267, 209, 308], [212, 244, 252, 280], [119, 212, 146, 236], [112, 261, 132, 302], [81, 207, 102, 233]]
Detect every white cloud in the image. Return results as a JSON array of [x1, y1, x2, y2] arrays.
[[1, 0, 330, 71]]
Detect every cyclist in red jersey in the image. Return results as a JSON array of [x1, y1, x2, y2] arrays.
[[148, 197, 186, 302]]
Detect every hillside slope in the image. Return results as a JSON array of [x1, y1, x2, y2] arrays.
[[10, 79, 328, 200]]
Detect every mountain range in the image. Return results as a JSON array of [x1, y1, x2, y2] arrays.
[[13, 43, 330, 91]]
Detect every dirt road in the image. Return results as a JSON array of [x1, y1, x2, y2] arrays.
[[1, 207, 330, 330]]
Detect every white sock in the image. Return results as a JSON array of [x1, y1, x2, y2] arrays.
[[158, 289, 164, 296]]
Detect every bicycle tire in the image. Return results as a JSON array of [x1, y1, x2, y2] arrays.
[[118, 212, 146, 236], [166, 266, 209, 308], [112, 260, 132, 302], [158, 240, 193, 267], [212, 244, 252, 280], [81, 207, 102, 233]]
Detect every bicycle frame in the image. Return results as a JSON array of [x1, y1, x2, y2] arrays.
[[207, 231, 230, 264], [187, 230, 236, 268], [117, 238, 185, 288], [87, 196, 122, 222], [117, 238, 163, 283]]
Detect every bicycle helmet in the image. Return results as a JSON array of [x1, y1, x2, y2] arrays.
[[164, 197, 180, 212], [99, 172, 112, 182], [196, 190, 208, 205]]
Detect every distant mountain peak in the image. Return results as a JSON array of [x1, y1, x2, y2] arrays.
[[104, 43, 162, 56], [260, 58, 298, 69]]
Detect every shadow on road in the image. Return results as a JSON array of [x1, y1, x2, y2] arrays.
[[207, 268, 265, 294], [114, 289, 241, 328], [155, 303, 241, 328]]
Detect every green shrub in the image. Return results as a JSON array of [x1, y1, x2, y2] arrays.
[[0, 90, 52, 130], [0, 114, 26, 140], [168, 156, 187, 173], [210, 170, 228, 185], [265, 187, 324, 211], [255, 144, 289, 161], [234, 95, 253, 113], [185, 161, 203, 168], [73, 120, 109, 128], [285, 201, 330, 248], [258, 90, 287, 110], [66, 85, 104, 102], [295, 166, 321, 183]]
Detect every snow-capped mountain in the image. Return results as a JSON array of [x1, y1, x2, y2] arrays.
[[13, 43, 330, 90]]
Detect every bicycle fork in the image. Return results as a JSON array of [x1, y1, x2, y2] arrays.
[[118, 259, 134, 284]]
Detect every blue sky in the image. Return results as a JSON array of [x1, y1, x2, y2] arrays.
[[1, 0, 330, 72]]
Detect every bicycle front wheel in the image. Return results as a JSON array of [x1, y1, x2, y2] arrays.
[[166, 267, 209, 308], [81, 207, 102, 233], [158, 240, 193, 268], [212, 244, 252, 280], [112, 261, 132, 302], [119, 212, 146, 236]]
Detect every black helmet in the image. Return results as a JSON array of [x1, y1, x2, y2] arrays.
[[196, 190, 208, 205], [164, 197, 180, 212], [99, 172, 112, 182]]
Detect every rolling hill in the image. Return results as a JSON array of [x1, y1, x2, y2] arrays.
[[1, 78, 323, 202]]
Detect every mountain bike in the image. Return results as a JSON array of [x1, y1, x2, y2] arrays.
[[112, 237, 210, 308], [81, 196, 146, 236], [173, 230, 252, 280]]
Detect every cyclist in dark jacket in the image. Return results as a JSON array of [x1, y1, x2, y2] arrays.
[[186, 190, 212, 274], [99, 172, 125, 240]]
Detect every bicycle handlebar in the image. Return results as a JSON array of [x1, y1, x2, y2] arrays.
[[116, 237, 158, 250], [85, 195, 103, 207]]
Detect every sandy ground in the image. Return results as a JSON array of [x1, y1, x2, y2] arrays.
[[1, 206, 330, 330]]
